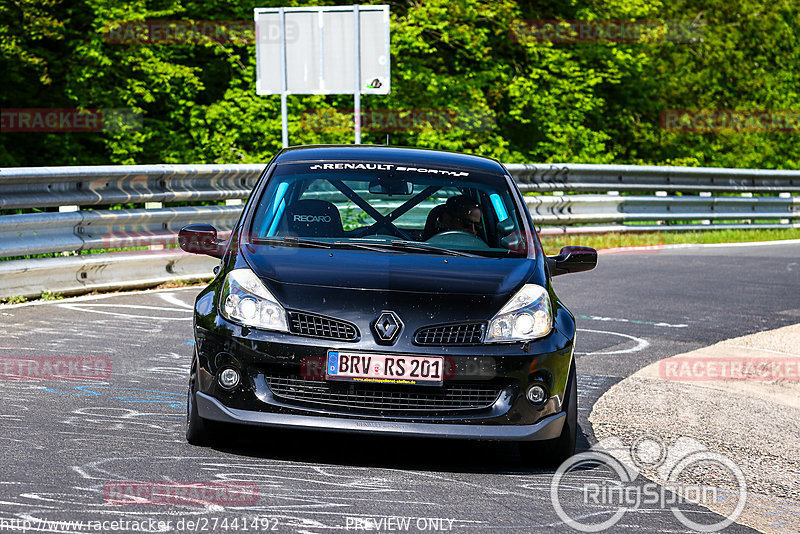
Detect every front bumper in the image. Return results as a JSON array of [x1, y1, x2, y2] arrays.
[[192, 286, 577, 434], [197, 391, 566, 441]]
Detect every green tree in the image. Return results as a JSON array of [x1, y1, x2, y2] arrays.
[[1, 0, 798, 169]]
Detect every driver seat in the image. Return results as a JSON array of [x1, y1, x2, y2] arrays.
[[421, 204, 447, 240]]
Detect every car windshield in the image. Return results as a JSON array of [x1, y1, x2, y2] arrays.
[[248, 161, 531, 258]]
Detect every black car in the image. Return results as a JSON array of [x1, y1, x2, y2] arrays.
[[179, 145, 596, 463]]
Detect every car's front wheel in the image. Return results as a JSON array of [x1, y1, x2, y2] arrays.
[[520, 360, 577, 467], [186, 373, 213, 446]]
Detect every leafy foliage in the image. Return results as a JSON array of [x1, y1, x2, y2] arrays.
[[1, 0, 798, 168]]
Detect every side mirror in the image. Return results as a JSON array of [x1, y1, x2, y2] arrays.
[[547, 246, 597, 277], [178, 224, 224, 258]]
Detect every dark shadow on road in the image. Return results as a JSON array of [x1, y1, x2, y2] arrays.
[[199, 421, 592, 476]]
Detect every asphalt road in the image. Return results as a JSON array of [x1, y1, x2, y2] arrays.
[[1, 241, 797, 533]]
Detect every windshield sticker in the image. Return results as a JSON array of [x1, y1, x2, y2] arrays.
[[309, 163, 469, 177], [293, 215, 331, 223]]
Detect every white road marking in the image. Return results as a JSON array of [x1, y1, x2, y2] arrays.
[[58, 303, 192, 321], [577, 314, 687, 328], [575, 329, 650, 355], [59, 303, 190, 311], [158, 293, 194, 309]]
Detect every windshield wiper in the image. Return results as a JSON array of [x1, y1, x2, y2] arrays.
[[387, 240, 481, 258], [253, 237, 479, 257], [332, 241, 400, 253], [252, 237, 332, 249]]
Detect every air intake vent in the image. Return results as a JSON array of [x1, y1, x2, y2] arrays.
[[266, 374, 503, 414], [287, 312, 358, 341], [414, 323, 485, 345]]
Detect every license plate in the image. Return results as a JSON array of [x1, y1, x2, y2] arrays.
[[326, 351, 444, 386]]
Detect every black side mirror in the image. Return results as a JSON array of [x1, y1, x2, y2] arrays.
[[547, 246, 597, 277], [178, 224, 224, 258]]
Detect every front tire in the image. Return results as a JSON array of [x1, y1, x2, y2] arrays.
[[186, 376, 212, 446], [520, 359, 577, 466]]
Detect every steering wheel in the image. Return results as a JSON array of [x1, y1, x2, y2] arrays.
[[360, 221, 412, 240], [426, 231, 490, 249]]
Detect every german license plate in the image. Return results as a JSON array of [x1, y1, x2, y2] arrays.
[[325, 351, 444, 385]]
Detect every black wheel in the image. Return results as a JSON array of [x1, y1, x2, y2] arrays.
[[185, 376, 212, 446], [520, 360, 577, 467]]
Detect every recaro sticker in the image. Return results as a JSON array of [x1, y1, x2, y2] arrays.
[[293, 215, 331, 223]]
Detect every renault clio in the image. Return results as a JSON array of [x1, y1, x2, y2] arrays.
[[179, 145, 597, 463]]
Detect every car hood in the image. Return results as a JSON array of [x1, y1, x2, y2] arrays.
[[243, 245, 537, 293], [239, 245, 542, 325]]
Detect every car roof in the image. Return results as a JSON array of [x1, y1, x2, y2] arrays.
[[274, 145, 507, 175]]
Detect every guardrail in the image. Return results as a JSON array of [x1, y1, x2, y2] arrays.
[[0, 163, 798, 299], [506, 163, 800, 193], [0, 206, 243, 258], [0, 164, 263, 210]]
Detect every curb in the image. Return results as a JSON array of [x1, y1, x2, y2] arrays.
[[598, 238, 800, 255], [589, 323, 800, 533]]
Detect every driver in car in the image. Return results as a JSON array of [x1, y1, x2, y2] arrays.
[[439, 195, 483, 237]]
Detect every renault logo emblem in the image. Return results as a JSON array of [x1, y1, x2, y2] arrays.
[[372, 311, 402, 344]]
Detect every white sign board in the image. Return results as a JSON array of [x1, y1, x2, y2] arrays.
[[254, 5, 390, 95]]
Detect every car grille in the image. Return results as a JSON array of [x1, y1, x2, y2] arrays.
[[265, 375, 503, 414], [288, 312, 358, 341], [414, 323, 485, 345]]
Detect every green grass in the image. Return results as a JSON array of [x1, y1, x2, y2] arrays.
[[0, 295, 28, 305], [539, 228, 800, 255], [0, 244, 180, 262], [0, 278, 213, 307]]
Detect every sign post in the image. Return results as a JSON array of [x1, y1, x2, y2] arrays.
[[254, 4, 391, 147], [278, 7, 289, 148], [353, 4, 361, 145]]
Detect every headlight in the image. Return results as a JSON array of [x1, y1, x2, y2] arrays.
[[219, 268, 288, 332], [485, 284, 552, 343]]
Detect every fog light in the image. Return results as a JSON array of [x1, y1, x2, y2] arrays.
[[218, 368, 240, 389], [526, 383, 548, 406]]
